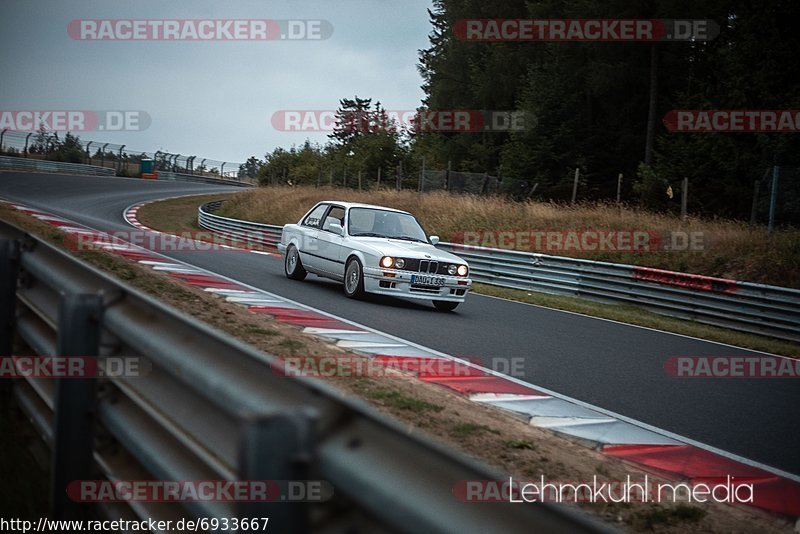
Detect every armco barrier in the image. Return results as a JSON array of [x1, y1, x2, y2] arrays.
[[198, 201, 800, 342], [0, 155, 115, 176], [0, 217, 606, 533], [158, 170, 254, 188]]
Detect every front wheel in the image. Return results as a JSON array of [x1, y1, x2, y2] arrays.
[[285, 245, 307, 280], [433, 300, 459, 312], [344, 257, 365, 298]]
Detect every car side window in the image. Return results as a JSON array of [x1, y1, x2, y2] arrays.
[[302, 204, 328, 229], [321, 206, 345, 233]]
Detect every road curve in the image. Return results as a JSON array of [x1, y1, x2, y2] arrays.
[[1, 172, 797, 475]]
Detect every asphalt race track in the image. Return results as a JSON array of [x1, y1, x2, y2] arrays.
[[2, 172, 797, 475]]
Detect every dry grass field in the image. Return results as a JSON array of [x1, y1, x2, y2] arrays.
[[217, 186, 800, 288]]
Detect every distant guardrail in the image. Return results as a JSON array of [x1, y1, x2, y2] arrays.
[[158, 171, 254, 188], [198, 201, 800, 342], [0, 218, 605, 533], [0, 155, 115, 176]]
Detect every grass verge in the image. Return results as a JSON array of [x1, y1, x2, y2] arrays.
[[215, 185, 800, 288]]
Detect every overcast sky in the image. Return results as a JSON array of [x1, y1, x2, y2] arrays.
[[0, 0, 433, 163]]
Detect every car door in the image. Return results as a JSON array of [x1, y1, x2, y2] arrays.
[[316, 205, 346, 279], [297, 203, 327, 271]]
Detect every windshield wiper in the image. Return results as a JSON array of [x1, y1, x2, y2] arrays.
[[390, 236, 427, 243], [351, 232, 386, 238]]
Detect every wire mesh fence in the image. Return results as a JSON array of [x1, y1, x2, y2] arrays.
[[751, 166, 800, 228], [0, 129, 244, 180]]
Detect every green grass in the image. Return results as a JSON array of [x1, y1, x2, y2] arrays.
[[633, 504, 707, 528], [361, 388, 444, 413], [449, 422, 499, 438], [247, 326, 278, 336], [277, 339, 306, 352], [505, 439, 537, 450]]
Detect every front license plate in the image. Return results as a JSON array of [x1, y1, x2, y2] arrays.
[[411, 274, 446, 286]]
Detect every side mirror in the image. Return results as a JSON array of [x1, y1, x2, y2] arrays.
[[429, 235, 440, 245], [329, 222, 344, 236]]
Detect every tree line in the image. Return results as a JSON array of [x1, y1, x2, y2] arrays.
[[244, 0, 799, 223]]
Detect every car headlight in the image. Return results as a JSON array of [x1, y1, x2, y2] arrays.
[[395, 258, 405, 269], [457, 265, 468, 277], [380, 256, 394, 268], [447, 264, 457, 275]]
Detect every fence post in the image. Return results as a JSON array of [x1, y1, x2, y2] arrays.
[[749, 179, 760, 229], [357, 170, 362, 190], [119, 146, 126, 174], [616, 173, 623, 205], [24, 133, 32, 157], [680, 177, 688, 220], [480, 172, 489, 194], [419, 157, 425, 192], [0, 128, 6, 153], [51, 293, 104, 520], [100, 143, 109, 168], [376, 166, 381, 187], [396, 161, 402, 190], [239, 411, 316, 533], [329, 169, 333, 186], [446, 160, 451, 192], [0, 240, 20, 361], [571, 167, 580, 204], [768, 166, 779, 236]]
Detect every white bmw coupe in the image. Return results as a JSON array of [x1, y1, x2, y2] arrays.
[[278, 201, 472, 311]]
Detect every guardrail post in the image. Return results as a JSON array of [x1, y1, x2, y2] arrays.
[[24, 133, 32, 157], [50, 293, 103, 520], [0, 240, 20, 393], [238, 411, 316, 533]]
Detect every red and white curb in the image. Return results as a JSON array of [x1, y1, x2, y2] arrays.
[[125, 200, 279, 256], [5, 198, 799, 518]]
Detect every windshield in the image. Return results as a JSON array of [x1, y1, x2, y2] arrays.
[[348, 208, 429, 242]]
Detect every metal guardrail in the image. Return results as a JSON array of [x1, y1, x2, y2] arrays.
[[198, 200, 282, 250], [158, 171, 254, 188], [198, 201, 800, 342], [0, 219, 605, 533], [0, 155, 116, 176]]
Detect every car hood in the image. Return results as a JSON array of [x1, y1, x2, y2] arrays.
[[352, 237, 467, 264]]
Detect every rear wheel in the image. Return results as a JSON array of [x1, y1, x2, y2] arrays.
[[344, 257, 365, 298], [433, 300, 459, 312], [285, 245, 307, 280]]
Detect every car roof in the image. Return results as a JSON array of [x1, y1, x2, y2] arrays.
[[316, 201, 410, 215]]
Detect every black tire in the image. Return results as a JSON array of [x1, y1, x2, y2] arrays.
[[433, 300, 459, 312], [343, 257, 365, 298], [285, 245, 307, 280]]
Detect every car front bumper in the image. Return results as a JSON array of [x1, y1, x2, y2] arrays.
[[362, 266, 472, 302]]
